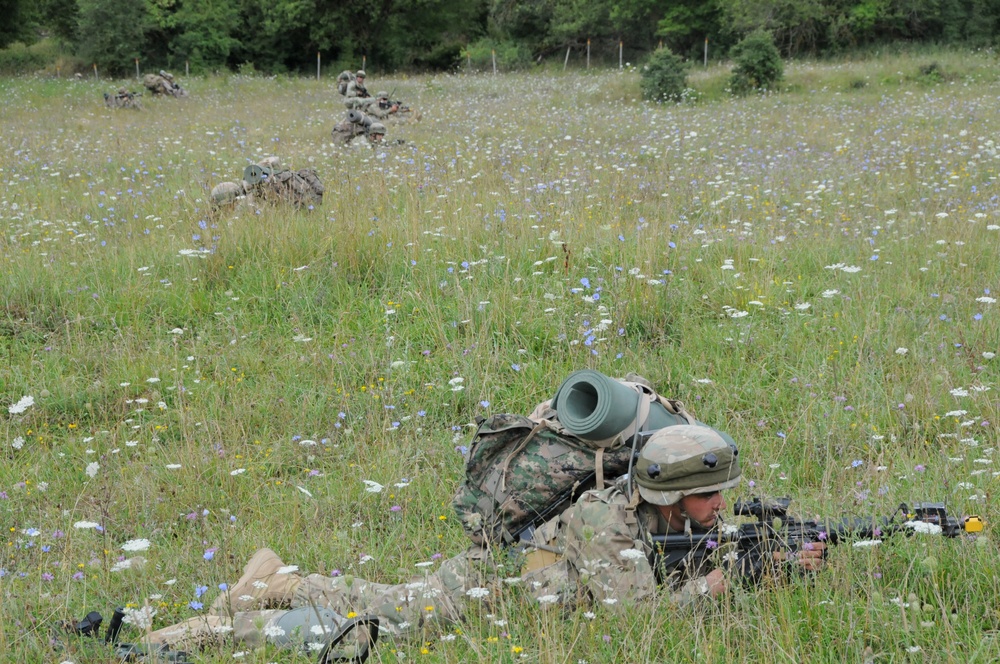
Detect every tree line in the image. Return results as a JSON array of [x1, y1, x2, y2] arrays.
[[1, 0, 997, 76]]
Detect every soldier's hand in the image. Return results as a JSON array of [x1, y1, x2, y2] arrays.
[[705, 568, 727, 597], [773, 541, 827, 572], [390, 103, 399, 113]]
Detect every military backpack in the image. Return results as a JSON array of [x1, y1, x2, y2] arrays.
[[451, 379, 732, 547]]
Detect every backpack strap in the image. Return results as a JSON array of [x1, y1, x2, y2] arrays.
[[624, 487, 642, 526], [660, 397, 696, 425], [594, 447, 605, 490], [498, 422, 546, 493]]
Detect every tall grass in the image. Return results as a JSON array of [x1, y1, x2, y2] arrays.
[[2, 49, 1000, 662]]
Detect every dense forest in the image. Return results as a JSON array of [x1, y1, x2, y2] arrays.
[[1, 0, 998, 75]]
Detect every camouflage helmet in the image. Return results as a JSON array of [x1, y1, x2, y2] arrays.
[[355, 69, 367, 78], [369, 122, 387, 135], [117, 86, 127, 94], [634, 425, 741, 506], [376, 91, 389, 100]]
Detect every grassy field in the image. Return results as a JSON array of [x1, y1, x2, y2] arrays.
[[2, 49, 1000, 663]]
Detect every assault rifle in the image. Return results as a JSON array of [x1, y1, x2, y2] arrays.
[[381, 87, 412, 114], [649, 497, 983, 583]]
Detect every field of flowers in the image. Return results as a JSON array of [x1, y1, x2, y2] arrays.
[[2, 50, 1000, 662]]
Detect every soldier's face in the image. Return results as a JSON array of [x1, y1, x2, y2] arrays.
[[662, 490, 725, 529]]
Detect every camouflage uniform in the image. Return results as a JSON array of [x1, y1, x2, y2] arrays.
[[345, 70, 369, 99], [143, 71, 187, 97]]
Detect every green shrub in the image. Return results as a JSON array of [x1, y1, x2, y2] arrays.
[[0, 40, 62, 75], [463, 38, 533, 72], [729, 30, 783, 95], [640, 48, 688, 102]]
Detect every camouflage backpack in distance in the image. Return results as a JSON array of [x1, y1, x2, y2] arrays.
[[452, 396, 706, 547]]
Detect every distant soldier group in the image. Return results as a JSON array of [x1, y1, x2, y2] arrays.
[[210, 157, 324, 211], [143, 70, 187, 97], [334, 69, 419, 144]]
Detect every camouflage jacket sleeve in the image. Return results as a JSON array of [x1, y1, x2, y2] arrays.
[[557, 487, 717, 608], [556, 487, 657, 604]]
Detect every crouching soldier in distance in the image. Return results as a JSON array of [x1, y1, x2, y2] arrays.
[[141, 425, 824, 654], [211, 157, 323, 210], [345, 69, 369, 99], [104, 87, 141, 109]]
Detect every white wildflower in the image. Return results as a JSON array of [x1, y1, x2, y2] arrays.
[[537, 594, 559, 605], [465, 587, 490, 599], [983, 352, 996, 360], [165, 464, 182, 469], [275, 565, 299, 575], [905, 521, 942, 535], [73, 521, 100, 529], [121, 539, 151, 552], [895, 348, 908, 355], [8, 395, 35, 415], [583, 612, 596, 620], [619, 548, 645, 561], [602, 598, 618, 605], [262, 623, 286, 639], [794, 303, 811, 310], [11, 436, 25, 450], [729, 310, 749, 318], [852, 540, 882, 548], [363, 480, 384, 493], [230, 468, 246, 476], [296, 485, 313, 497], [122, 606, 157, 630], [85, 462, 100, 478]]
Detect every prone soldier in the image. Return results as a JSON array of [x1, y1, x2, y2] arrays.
[[211, 157, 323, 210], [143, 70, 188, 98], [104, 87, 141, 109], [331, 110, 387, 147], [141, 425, 825, 653]]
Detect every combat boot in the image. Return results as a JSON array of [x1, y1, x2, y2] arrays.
[[209, 548, 302, 617]]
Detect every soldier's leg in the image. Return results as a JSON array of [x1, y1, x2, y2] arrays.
[[146, 615, 232, 650], [291, 548, 492, 637], [209, 548, 303, 617]]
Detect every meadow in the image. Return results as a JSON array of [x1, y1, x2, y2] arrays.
[[2, 49, 1000, 662]]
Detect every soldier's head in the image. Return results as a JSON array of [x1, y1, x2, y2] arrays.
[[117, 87, 127, 95], [376, 91, 389, 101], [367, 123, 386, 143], [355, 70, 366, 81], [633, 425, 741, 528]]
